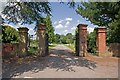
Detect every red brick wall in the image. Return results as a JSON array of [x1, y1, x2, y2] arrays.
[[2, 43, 19, 58], [108, 43, 120, 57]]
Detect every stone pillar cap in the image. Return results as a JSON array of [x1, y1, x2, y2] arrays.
[[18, 27, 29, 32], [97, 26, 106, 29], [77, 24, 88, 27], [38, 23, 46, 30], [77, 24, 88, 30], [96, 27, 107, 33]]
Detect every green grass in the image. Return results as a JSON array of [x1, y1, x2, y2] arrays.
[[49, 44, 57, 49], [64, 44, 75, 51], [28, 46, 38, 55]]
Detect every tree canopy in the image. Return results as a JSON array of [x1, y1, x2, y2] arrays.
[[2, 2, 51, 25], [54, 33, 75, 44], [107, 13, 120, 43], [2, 24, 19, 43], [44, 15, 54, 43], [76, 2, 120, 26], [1, 1, 75, 25], [87, 28, 97, 54], [76, 2, 120, 43]]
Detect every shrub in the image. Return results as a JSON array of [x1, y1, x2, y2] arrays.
[[87, 28, 97, 54], [2, 24, 19, 43]]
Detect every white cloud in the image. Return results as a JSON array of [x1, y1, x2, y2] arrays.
[[87, 25, 98, 33], [77, 20, 80, 23], [58, 20, 63, 24], [64, 30, 68, 32], [64, 21, 70, 28], [71, 27, 76, 30], [29, 28, 33, 31], [53, 20, 64, 26], [66, 21, 70, 25], [53, 21, 57, 25], [94, 25, 98, 27], [29, 30, 35, 35], [65, 18, 72, 21], [77, 20, 87, 25], [55, 24, 63, 29], [2, 23, 21, 30], [87, 27, 94, 33]]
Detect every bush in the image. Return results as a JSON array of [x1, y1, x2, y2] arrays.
[[87, 29, 97, 55], [2, 24, 19, 43]]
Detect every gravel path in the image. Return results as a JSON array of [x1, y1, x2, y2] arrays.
[[2, 45, 118, 78]]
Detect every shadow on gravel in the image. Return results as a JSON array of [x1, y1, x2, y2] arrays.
[[2, 48, 97, 78]]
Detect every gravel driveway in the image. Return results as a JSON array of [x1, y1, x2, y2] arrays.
[[2, 45, 118, 78]]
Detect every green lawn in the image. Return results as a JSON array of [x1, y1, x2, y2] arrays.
[[64, 44, 75, 51], [49, 44, 57, 49]]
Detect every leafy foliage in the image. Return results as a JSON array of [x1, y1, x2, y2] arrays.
[[2, 24, 19, 43], [76, 2, 120, 26], [2, 2, 51, 25], [87, 29, 97, 54], [0, 26, 2, 43], [28, 39, 38, 56], [107, 11, 120, 43], [60, 35, 67, 44], [2, 2, 76, 25], [44, 15, 55, 43], [54, 33, 75, 44], [66, 33, 74, 44], [54, 34, 61, 44], [76, 2, 120, 43]]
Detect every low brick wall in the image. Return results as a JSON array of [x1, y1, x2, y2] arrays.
[[108, 43, 120, 57], [2, 43, 19, 58]]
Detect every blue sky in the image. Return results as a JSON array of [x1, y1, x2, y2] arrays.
[[1, 2, 97, 36], [50, 2, 96, 35]]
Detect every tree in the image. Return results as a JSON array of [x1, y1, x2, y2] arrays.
[[2, 24, 19, 43], [66, 33, 74, 44], [107, 11, 120, 43], [0, 25, 2, 43], [2, 2, 51, 25], [87, 28, 97, 54], [54, 34, 61, 44], [76, 2, 120, 26], [2, 1, 75, 25], [54, 33, 75, 44], [76, 2, 120, 43], [60, 35, 67, 44], [44, 15, 54, 43]]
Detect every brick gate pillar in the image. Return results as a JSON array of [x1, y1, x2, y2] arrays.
[[18, 27, 29, 56], [96, 27, 107, 56], [37, 23, 46, 57], [77, 24, 88, 57]]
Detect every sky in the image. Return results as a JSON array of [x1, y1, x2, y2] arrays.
[[0, 2, 98, 36], [50, 2, 97, 35]]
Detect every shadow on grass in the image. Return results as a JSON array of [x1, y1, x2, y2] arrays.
[[2, 48, 97, 78]]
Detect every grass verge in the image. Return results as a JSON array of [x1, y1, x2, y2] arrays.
[[49, 44, 57, 49], [64, 44, 75, 52]]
